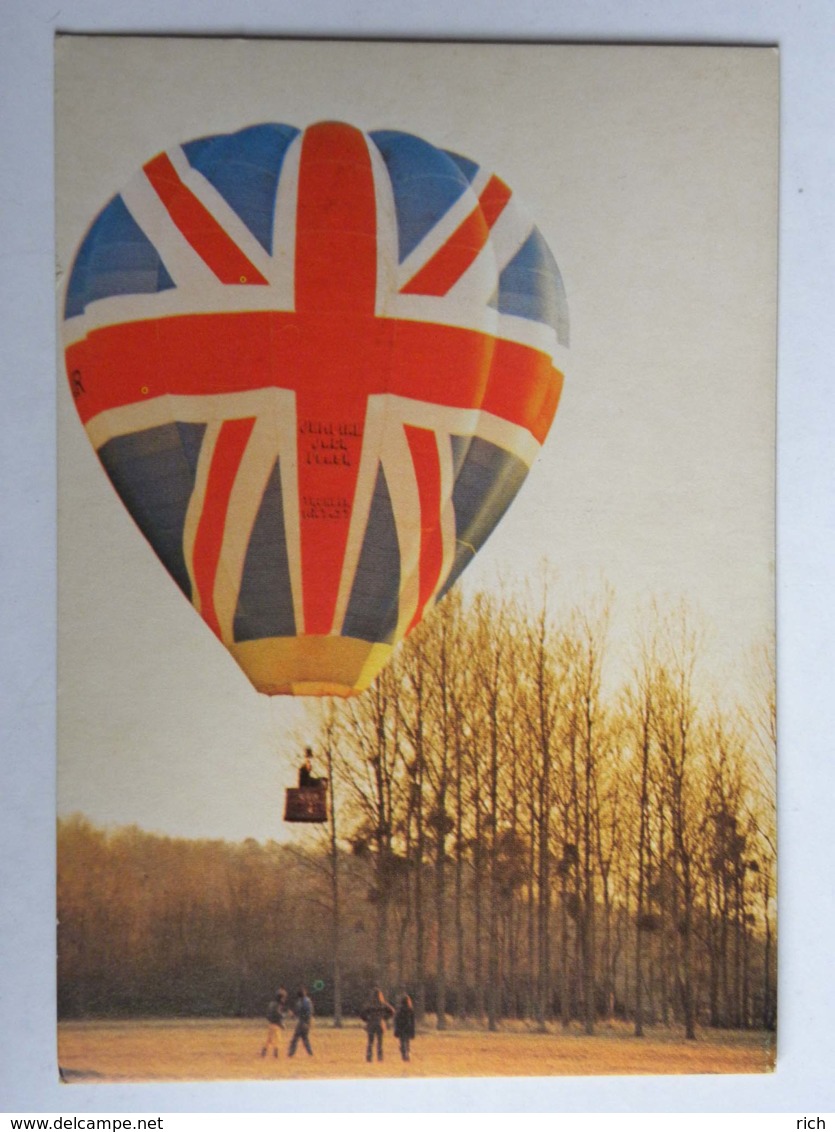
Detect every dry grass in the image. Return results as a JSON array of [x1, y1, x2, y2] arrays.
[[57, 1018, 775, 1083]]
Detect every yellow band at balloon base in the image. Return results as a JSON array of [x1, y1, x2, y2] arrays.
[[229, 635, 393, 697]]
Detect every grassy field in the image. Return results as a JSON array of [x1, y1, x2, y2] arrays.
[[57, 1018, 775, 1082]]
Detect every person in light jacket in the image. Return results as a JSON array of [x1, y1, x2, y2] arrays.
[[260, 985, 288, 1058]]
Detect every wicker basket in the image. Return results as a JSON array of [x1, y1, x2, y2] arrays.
[[284, 786, 328, 823]]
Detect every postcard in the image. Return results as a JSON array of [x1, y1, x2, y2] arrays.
[[55, 36, 778, 1082]]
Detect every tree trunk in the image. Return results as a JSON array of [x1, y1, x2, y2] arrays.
[[487, 713, 501, 1031], [435, 798, 448, 1030], [454, 731, 467, 1021], [326, 741, 343, 1027], [536, 775, 551, 1030]]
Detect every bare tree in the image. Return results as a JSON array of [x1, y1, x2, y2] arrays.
[[519, 579, 568, 1029], [339, 660, 406, 987], [469, 591, 512, 1031], [653, 603, 705, 1040], [623, 626, 659, 1036], [320, 705, 344, 1026], [568, 596, 611, 1035]]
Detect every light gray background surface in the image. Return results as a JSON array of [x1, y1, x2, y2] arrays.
[[2, 0, 834, 1115]]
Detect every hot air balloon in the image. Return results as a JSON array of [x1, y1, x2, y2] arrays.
[[62, 120, 569, 698]]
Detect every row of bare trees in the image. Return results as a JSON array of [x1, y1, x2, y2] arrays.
[[57, 585, 775, 1035], [312, 585, 776, 1037], [57, 819, 341, 1017]]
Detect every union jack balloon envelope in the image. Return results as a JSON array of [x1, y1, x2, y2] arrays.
[[63, 121, 569, 696]]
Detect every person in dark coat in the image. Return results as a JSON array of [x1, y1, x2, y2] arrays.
[[393, 994, 416, 1062], [288, 986, 314, 1057], [261, 986, 288, 1057], [359, 987, 395, 1063], [298, 747, 322, 788]]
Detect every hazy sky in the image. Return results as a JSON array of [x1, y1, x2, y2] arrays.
[[56, 39, 778, 843]]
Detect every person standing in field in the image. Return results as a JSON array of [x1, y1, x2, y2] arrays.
[[359, 987, 395, 1063], [261, 985, 288, 1058], [394, 994, 416, 1062], [288, 986, 314, 1057]]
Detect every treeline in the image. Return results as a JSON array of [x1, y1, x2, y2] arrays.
[[58, 585, 776, 1035], [318, 588, 776, 1037], [57, 819, 366, 1017]]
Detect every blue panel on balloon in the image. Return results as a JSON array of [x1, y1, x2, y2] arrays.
[[234, 457, 297, 642], [342, 466, 401, 644], [489, 226, 570, 345], [65, 195, 175, 318], [97, 422, 206, 599], [182, 124, 300, 256], [438, 435, 530, 599], [370, 130, 475, 263]]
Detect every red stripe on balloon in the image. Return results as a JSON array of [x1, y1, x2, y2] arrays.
[[294, 122, 378, 315], [192, 417, 256, 637], [401, 175, 512, 297], [293, 122, 379, 632], [404, 425, 444, 635], [144, 153, 269, 286], [67, 315, 560, 444]]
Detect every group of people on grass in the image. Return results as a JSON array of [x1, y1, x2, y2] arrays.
[[360, 988, 416, 1063], [261, 985, 314, 1059], [261, 985, 416, 1063]]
